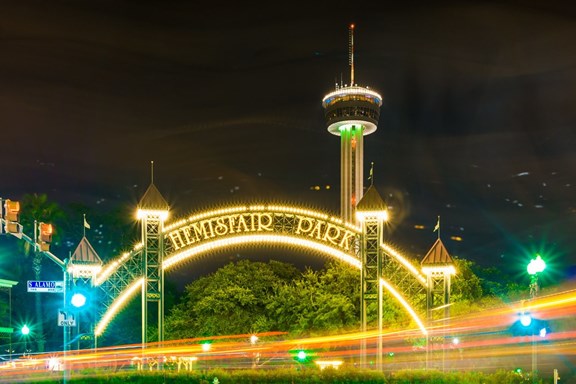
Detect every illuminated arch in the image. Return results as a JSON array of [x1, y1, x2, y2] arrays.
[[94, 205, 428, 337]]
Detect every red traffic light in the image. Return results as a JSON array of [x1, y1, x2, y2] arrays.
[[38, 222, 53, 251], [4, 200, 20, 220], [40, 223, 53, 238], [3, 200, 21, 234]]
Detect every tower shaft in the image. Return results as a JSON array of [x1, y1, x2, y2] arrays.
[[340, 126, 364, 222]]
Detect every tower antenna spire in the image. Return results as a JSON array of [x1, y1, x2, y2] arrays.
[[349, 23, 355, 86], [150, 160, 154, 184]]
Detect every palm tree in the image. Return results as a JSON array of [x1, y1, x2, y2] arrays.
[[19, 193, 66, 352]]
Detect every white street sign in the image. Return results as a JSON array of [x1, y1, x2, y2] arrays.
[[28, 280, 64, 293], [57, 310, 76, 327]]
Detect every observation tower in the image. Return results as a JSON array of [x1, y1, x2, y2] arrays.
[[322, 24, 383, 223]]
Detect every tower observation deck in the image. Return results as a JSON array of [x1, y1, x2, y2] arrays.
[[322, 24, 383, 223]]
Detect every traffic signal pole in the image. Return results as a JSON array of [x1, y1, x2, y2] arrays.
[[1, 199, 68, 381], [63, 260, 69, 384]]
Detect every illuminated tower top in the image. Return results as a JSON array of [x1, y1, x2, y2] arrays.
[[322, 24, 383, 223], [322, 24, 383, 136]]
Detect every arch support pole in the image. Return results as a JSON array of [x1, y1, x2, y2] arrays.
[[137, 180, 170, 351], [140, 213, 166, 347], [356, 186, 388, 370]]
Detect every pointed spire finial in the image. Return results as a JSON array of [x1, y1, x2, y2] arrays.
[[151, 160, 154, 184]]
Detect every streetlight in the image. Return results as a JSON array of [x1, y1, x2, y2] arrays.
[[249, 335, 260, 368], [527, 254, 546, 383], [527, 255, 546, 298], [201, 342, 211, 352], [200, 342, 211, 371], [20, 325, 30, 356]]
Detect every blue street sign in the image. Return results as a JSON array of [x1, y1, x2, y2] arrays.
[[27, 280, 64, 293]]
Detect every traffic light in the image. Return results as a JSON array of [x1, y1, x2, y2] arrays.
[[510, 313, 550, 337], [70, 292, 87, 308], [3, 199, 22, 236], [69, 283, 93, 309], [38, 222, 53, 251]]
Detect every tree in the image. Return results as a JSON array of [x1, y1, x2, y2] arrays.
[[19, 193, 66, 352], [451, 257, 483, 302], [165, 256, 501, 341], [267, 262, 360, 335], [449, 258, 509, 317], [165, 260, 300, 339]]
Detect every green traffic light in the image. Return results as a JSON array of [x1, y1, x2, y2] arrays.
[[297, 350, 307, 361], [71, 292, 87, 308], [21, 325, 30, 335]]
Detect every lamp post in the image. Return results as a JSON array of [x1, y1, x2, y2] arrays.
[[20, 325, 30, 356], [71, 292, 87, 352], [527, 255, 546, 298], [527, 254, 546, 383]]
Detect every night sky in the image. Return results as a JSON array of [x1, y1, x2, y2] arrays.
[[1, 1, 575, 283]]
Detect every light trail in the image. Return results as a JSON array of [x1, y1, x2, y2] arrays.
[[2, 288, 576, 381]]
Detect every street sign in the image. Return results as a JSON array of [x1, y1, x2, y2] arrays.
[[27, 280, 64, 293], [57, 310, 76, 327]]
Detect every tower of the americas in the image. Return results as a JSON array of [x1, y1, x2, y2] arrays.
[[322, 24, 383, 223]]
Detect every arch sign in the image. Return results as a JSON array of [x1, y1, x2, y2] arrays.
[[163, 205, 361, 269], [95, 205, 427, 337]]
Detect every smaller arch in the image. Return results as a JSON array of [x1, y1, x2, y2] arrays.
[[95, 277, 143, 336], [164, 234, 361, 270]]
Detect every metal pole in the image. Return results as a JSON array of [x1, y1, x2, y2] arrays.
[[378, 280, 383, 371], [63, 263, 68, 384], [531, 274, 538, 384], [9, 282, 13, 361], [94, 335, 98, 370], [425, 333, 429, 370], [532, 335, 536, 383], [77, 315, 80, 351]]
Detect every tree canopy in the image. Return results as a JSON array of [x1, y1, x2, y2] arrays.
[[165, 255, 508, 341]]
